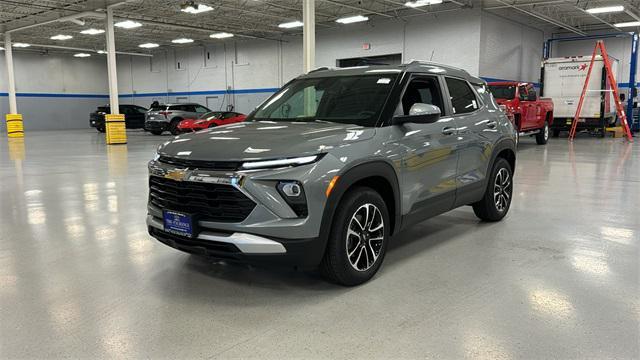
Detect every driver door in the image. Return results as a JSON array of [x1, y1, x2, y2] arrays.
[[397, 75, 460, 224]]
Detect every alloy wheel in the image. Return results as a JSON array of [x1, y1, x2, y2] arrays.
[[345, 203, 384, 272], [544, 123, 549, 141], [493, 168, 512, 212]]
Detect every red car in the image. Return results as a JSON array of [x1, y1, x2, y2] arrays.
[[176, 111, 246, 133]]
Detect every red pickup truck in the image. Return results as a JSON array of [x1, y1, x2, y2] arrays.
[[488, 82, 554, 145]]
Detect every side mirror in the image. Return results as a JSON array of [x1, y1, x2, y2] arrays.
[[393, 103, 441, 125], [527, 92, 537, 101]]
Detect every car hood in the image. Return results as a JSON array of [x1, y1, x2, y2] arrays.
[[157, 121, 374, 161]]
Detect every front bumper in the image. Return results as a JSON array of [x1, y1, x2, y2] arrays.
[[145, 120, 169, 131], [146, 155, 343, 266], [147, 216, 325, 267], [176, 126, 206, 134]]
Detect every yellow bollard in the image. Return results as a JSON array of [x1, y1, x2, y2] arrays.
[[105, 114, 127, 145], [6, 114, 24, 138]]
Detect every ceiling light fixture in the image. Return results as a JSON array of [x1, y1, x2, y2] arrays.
[[139, 43, 160, 48], [614, 21, 640, 27], [97, 50, 107, 54], [586, 5, 624, 13], [0, 47, 4, 50], [50, 34, 73, 40], [114, 20, 142, 29], [405, 0, 443, 7], [13, 43, 31, 48], [80, 28, 105, 35], [172, 38, 194, 44], [181, 3, 213, 14], [278, 21, 304, 28], [210, 32, 234, 39], [336, 15, 369, 24], [74, 53, 91, 58]]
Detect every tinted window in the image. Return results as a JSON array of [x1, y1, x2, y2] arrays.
[[400, 76, 444, 115], [252, 74, 398, 127], [195, 105, 209, 113], [150, 105, 166, 111], [488, 85, 516, 100], [97, 106, 110, 113], [202, 112, 224, 120], [446, 78, 479, 114]]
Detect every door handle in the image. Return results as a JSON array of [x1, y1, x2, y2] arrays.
[[486, 121, 497, 128], [442, 127, 456, 135]]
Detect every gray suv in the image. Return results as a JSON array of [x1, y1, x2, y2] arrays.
[[147, 61, 517, 285], [145, 103, 211, 135]]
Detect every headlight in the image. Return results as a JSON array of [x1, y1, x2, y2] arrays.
[[153, 152, 161, 161], [277, 181, 307, 217], [240, 155, 322, 170]]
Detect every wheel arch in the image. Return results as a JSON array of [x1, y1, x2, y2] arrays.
[[320, 160, 402, 243], [492, 139, 516, 175]]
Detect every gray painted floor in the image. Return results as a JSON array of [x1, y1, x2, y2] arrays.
[[1, 129, 638, 359]]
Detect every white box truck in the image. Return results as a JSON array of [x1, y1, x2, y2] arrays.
[[541, 55, 619, 137]]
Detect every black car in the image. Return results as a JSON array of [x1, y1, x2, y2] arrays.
[[90, 105, 148, 133]]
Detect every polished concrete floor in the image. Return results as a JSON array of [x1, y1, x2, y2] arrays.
[[0, 129, 638, 359]]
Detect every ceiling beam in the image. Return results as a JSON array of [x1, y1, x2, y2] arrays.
[[316, 0, 395, 18], [492, 0, 587, 35]]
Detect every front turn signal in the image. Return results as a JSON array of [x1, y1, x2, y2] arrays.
[[326, 176, 339, 197]]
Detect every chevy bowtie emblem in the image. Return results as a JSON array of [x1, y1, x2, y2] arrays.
[[164, 169, 188, 181]]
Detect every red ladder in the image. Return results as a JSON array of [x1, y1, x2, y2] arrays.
[[569, 40, 633, 141]]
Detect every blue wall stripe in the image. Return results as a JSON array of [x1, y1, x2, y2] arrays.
[[0, 87, 280, 99]]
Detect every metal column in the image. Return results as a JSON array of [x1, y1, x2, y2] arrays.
[[302, 0, 315, 73], [105, 7, 119, 113], [628, 33, 638, 131], [4, 33, 18, 114]]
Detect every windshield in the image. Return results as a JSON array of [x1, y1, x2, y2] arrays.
[[488, 85, 516, 100], [201, 112, 224, 120], [251, 74, 398, 126]]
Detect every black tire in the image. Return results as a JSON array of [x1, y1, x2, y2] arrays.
[[208, 123, 217, 128], [150, 130, 163, 135], [96, 126, 106, 133], [472, 158, 513, 222], [319, 187, 390, 286], [169, 118, 182, 135], [536, 120, 549, 145], [552, 129, 560, 138]]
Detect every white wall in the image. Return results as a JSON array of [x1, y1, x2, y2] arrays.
[[0, 51, 108, 131], [479, 12, 544, 83], [116, 8, 483, 115], [3, 7, 553, 131]]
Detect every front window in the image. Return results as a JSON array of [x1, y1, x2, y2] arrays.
[[488, 85, 516, 100], [251, 74, 398, 127]]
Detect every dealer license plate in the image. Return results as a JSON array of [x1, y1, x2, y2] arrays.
[[163, 210, 194, 238]]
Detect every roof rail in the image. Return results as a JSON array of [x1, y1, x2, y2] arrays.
[[405, 59, 469, 74], [308, 67, 331, 74]]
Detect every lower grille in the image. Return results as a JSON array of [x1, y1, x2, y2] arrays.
[[149, 227, 240, 256], [149, 176, 256, 223]]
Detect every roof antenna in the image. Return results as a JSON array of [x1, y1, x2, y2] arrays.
[[430, 50, 435, 61]]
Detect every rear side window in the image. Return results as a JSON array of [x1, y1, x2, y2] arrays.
[[446, 78, 479, 114], [151, 105, 166, 111]]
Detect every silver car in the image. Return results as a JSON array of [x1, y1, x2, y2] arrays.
[[145, 103, 211, 135], [147, 61, 517, 285]]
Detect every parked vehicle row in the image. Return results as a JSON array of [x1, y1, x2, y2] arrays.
[[90, 103, 246, 135]]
